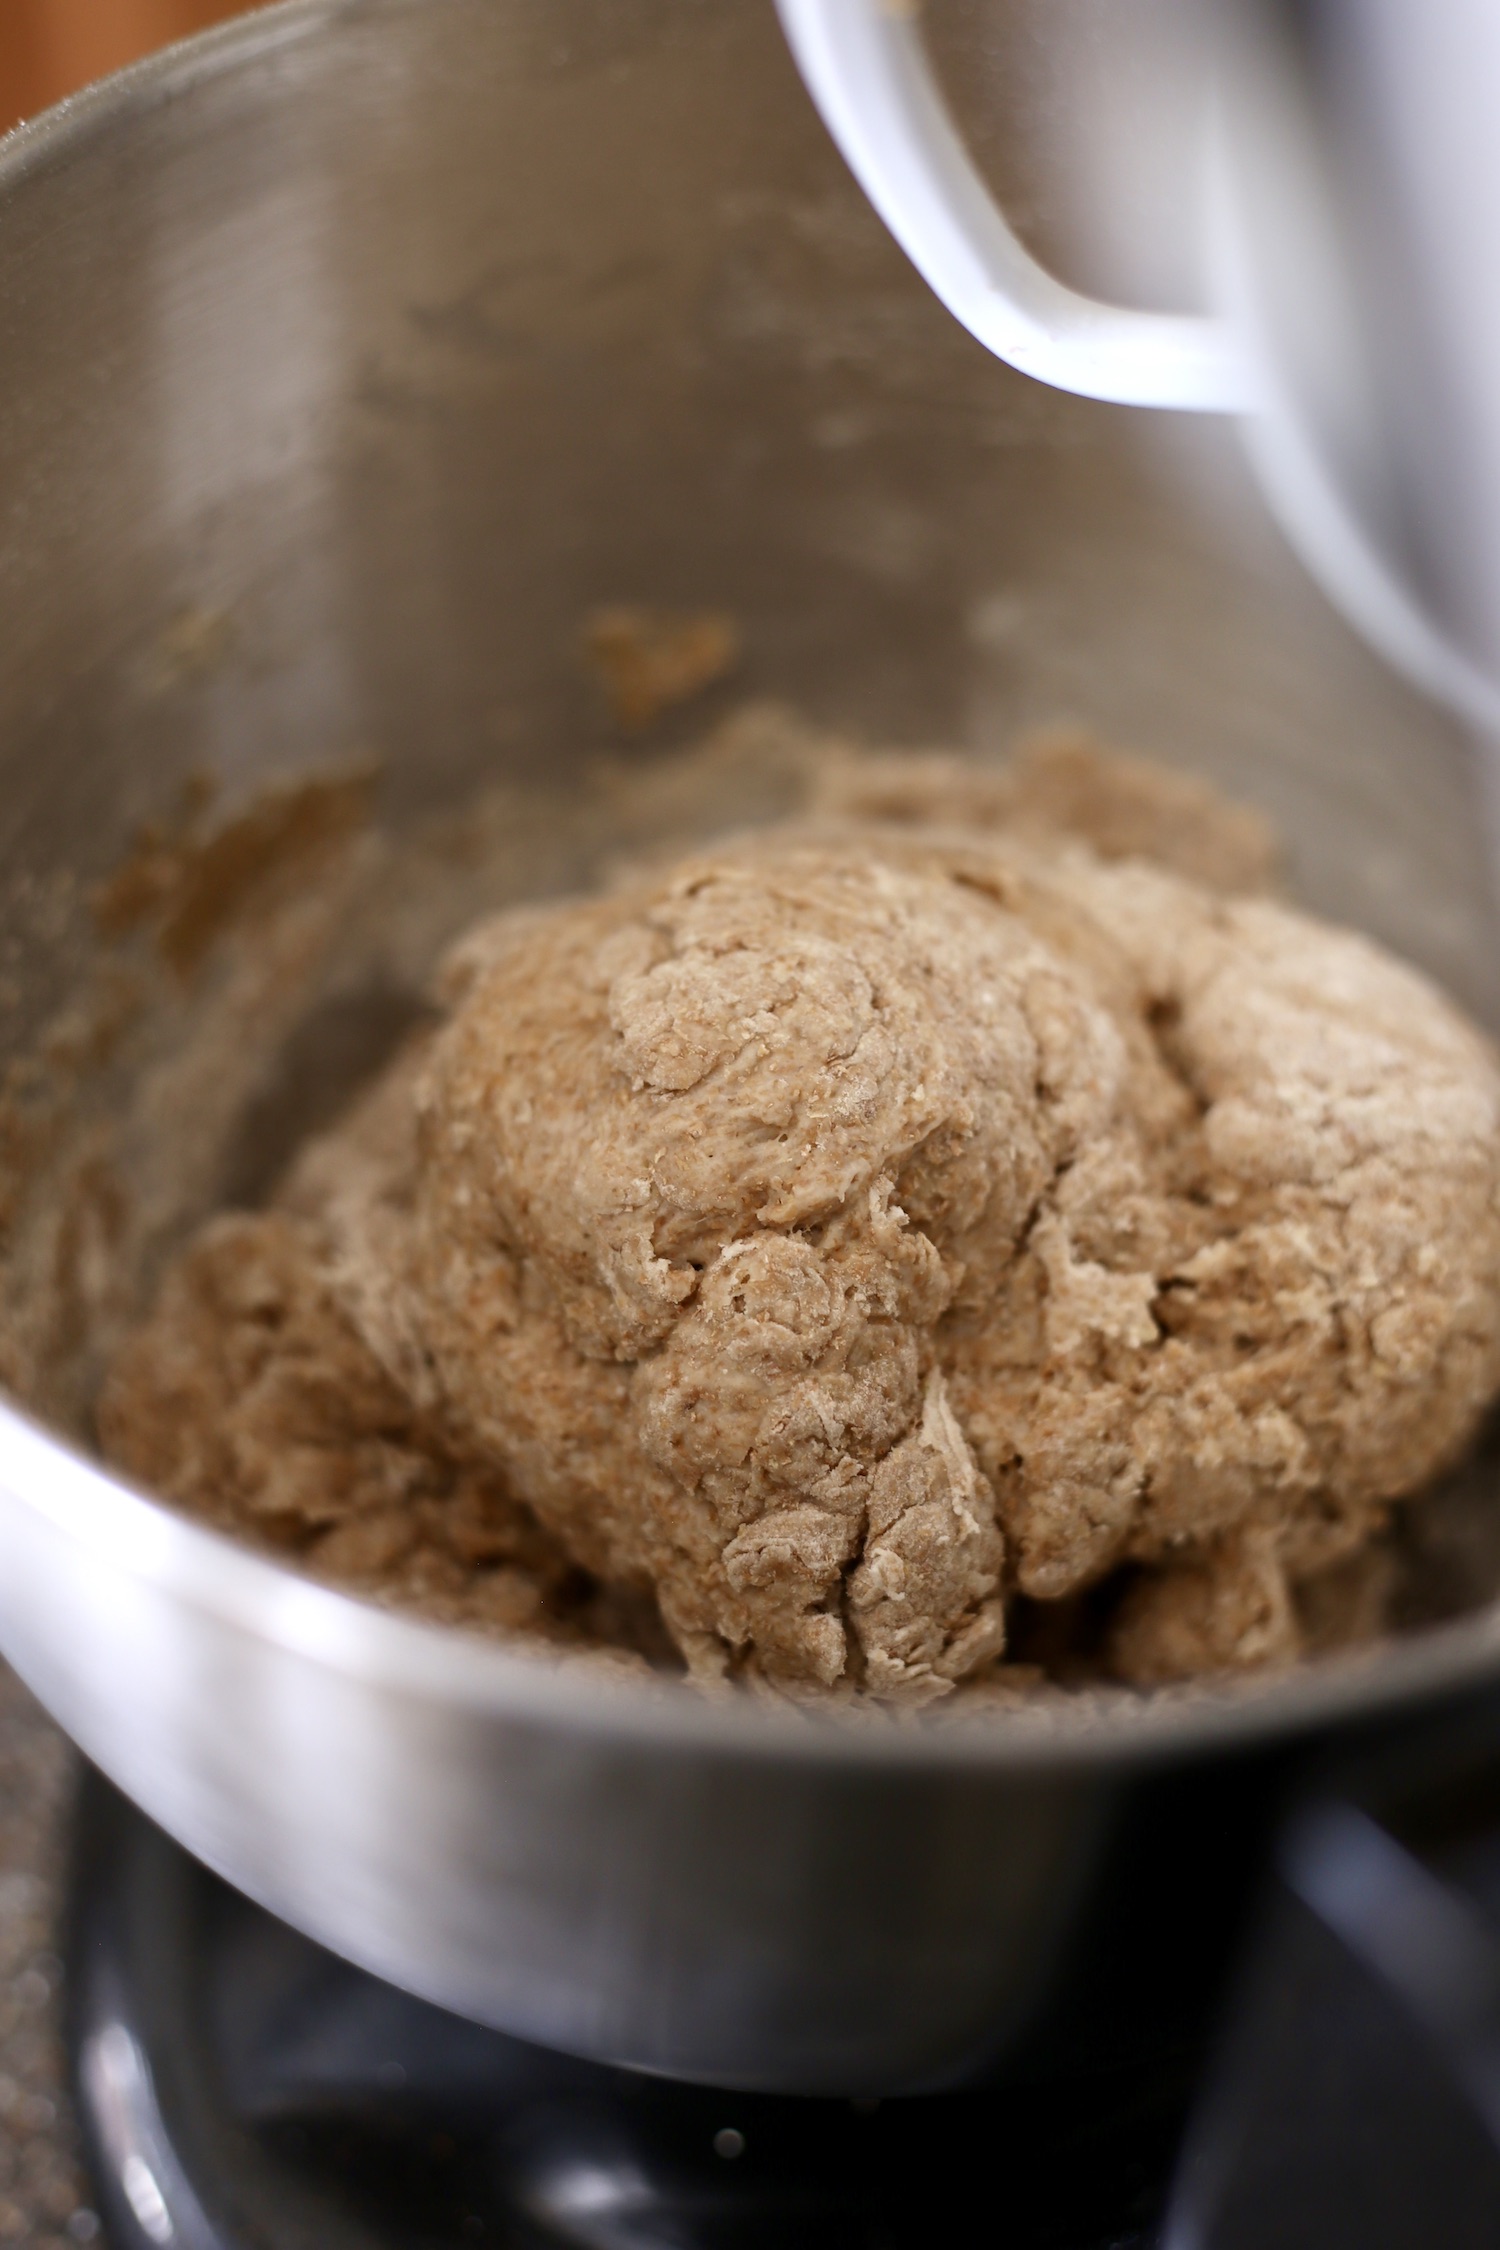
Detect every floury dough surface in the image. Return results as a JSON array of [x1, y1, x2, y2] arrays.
[[98, 735, 1500, 1704]]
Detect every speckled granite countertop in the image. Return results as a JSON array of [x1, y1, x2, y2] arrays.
[[0, 1665, 97, 2248]]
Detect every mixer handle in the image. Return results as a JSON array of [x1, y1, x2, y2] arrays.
[[772, 0, 1250, 412], [774, 0, 1500, 733]]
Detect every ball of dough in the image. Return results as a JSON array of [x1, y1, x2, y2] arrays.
[[101, 796, 1500, 1703], [405, 826, 1500, 1694]]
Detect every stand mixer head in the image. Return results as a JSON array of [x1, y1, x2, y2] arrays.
[[776, 0, 1500, 736]]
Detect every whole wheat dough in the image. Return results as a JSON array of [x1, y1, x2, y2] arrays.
[[100, 738, 1500, 1702]]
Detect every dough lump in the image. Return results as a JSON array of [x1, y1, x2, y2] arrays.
[[100, 743, 1500, 1703]]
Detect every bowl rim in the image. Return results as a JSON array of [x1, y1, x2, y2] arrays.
[[3, 0, 1499, 1783], [9, 1389, 1500, 1780], [0, 0, 351, 195]]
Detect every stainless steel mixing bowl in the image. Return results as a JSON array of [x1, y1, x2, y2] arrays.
[[1, 0, 1499, 2100]]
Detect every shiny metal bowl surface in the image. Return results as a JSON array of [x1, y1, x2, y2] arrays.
[[0, 0, 1499, 2096]]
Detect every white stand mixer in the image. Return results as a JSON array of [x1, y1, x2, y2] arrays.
[[776, 0, 1500, 738]]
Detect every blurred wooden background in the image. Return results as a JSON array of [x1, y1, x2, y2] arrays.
[[2, 0, 251, 130]]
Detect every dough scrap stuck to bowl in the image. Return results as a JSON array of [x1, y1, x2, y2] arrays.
[[98, 733, 1500, 1705]]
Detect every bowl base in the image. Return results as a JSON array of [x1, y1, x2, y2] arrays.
[[63, 1768, 1179, 2248]]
